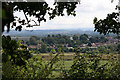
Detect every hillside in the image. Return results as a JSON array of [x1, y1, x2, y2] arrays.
[[3, 29, 116, 37]]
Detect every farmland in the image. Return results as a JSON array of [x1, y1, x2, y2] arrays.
[[32, 52, 120, 77], [33, 53, 120, 61]]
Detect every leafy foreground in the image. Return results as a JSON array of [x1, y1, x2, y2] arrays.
[[2, 36, 120, 80]]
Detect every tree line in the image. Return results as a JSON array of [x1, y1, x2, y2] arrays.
[[22, 34, 109, 53]]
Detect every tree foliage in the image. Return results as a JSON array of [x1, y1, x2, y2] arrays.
[[93, 0, 120, 35], [94, 12, 120, 35], [2, 0, 120, 79], [64, 48, 120, 80], [2, 1, 80, 32], [2, 35, 32, 66]]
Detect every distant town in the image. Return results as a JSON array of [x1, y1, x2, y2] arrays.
[[11, 34, 120, 53]]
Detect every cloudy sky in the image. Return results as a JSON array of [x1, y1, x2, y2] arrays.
[[14, 0, 118, 30]]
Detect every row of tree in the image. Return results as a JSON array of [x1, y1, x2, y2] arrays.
[[80, 44, 120, 54], [25, 34, 108, 53]]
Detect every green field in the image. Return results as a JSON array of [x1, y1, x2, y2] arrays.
[[33, 53, 120, 61], [32, 53, 74, 77], [32, 53, 120, 77], [33, 53, 74, 70]]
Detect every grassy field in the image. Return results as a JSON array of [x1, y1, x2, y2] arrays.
[[33, 53, 75, 60], [33, 53, 74, 70], [32, 53, 120, 77], [33, 53, 75, 77], [51, 60, 73, 77], [33, 53, 120, 61]]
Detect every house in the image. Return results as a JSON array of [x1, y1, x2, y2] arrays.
[[105, 37, 113, 39], [28, 45, 36, 48], [67, 47, 74, 49], [95, 43, 104, 46], [70, 37, 73, 40], [37, 44, 41, 47], [91, 43, 96, 47], [81, 44, 88, 47]]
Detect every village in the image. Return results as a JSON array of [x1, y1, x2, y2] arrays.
[[12, 35, 120, 52]]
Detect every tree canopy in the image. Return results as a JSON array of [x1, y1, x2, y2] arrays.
[[2, 35, 32, 66], [93, 0, 120, 35], [2, 0, 80, 32], [93, 12, 120, 35], [2, 0, 120, 35]]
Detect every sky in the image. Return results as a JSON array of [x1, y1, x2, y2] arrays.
[[13, 0, 118, 30]]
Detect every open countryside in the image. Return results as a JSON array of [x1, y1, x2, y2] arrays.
[[2, 0, 120, 79], [7, 32, 120, 78]]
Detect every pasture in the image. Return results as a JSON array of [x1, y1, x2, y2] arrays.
[[32, 53, 120, 77], [33, 53, 120, 61]]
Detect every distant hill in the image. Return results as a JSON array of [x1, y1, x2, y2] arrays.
[[3, 29, 116, 37]]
